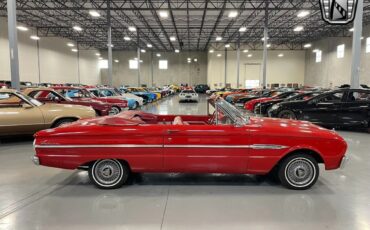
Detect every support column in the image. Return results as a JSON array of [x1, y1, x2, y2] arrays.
[[224, 47, 227, 87], [7, 0, 20, 90], [36, 29, 41, 83], [236, 41, 240, 88], [107, 1, 113, 87], [151, 51, 154, 87], [137, 36, 141, 87], [262, 1, 269, 89], [350, 0, 363, 89], [77, 43, 81, 84]]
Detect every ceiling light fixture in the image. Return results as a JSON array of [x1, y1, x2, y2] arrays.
[[349, 27, 354, 32], [67, 42, 74, 47], [95, 53, 101, 56], [294, 26, 304, 32], [209, 49, 214, 53], [141, 49, 146, 53], [216, 36, 222, 41], [247, 54, 252, 57], [71, 48, 78, 52], [228, 11, 238, 18], [266, 44, 271, 48], [128, 26, 136, 32], [239, 27, 247, 32], [159, 11, 169, 18], [217, 54, 222, 57], [303, 43, 312, 48], [124, 36, 131, 41], [225, 44, 230, 48], [278, 53, 284, 57], [194, 58, 198, 62], [261, 37, 269, 41], [156, 53, 161, 57], [175, 49, 180, 53], [89, 10, 100, 17], [73, 26, 83, 31], [30, 35, 40, 40], [147, 44, 152, 48], [297, 11, 310, 18], [16, 26, 28, 31], [243, 49, 248, 53], [114, 59, 119, 63], [170, 36, 176, 41]]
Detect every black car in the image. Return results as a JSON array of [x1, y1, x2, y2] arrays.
[[268, 89, 370, 130], [255, 91, 322, 115], [194, 84, 210, 93]]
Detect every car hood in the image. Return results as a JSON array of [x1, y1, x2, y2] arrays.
[[248, 117, 342, 139]]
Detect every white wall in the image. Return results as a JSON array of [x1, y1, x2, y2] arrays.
[[100, 50, 207, 87], [207, 49, 306, 89], [0, 18, 100, 85], [304, 25, 370, 87]]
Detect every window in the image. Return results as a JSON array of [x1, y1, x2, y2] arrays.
[[98, 59, 108, 69], [337, 44, 345, 58], [348, 91, 370, 102], [159, 60, 168, 69], [129, 59, 138, 69], [317, 92, 344, 103], [315, 50, 322, 63], [366, 37, 370, 53], [245, 80, 259, 89]]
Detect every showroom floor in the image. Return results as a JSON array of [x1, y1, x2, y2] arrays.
[[0, 95, 369, 230]]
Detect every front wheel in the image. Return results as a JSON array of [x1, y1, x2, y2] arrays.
[[109, 106, 121, 115], [278, 154, 319, 190], [278, 110, 296, 120], [89, 159, 130, 189]]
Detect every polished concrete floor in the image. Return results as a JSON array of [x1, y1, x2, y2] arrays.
[[0, 95, 369, 230]]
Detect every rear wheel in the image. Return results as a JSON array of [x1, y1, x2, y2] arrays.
[[278, 154, 319, 190], [89, 159, 130, 189], [132, 101, 139, 110], [53, 118, 76, 128], [278, 110, 296, 120]]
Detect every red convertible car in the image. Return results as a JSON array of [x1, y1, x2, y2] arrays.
[[33, 98, 348, 190]]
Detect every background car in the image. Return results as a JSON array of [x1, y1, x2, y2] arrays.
[[0, 89, 95, 135], [268, 89, 370, 131], [127, 87, 157, 102], [194, 84, 210, 93], [23, 88, 113, 116], [179, 90, 199, 102], [88, 88, 138, 110]]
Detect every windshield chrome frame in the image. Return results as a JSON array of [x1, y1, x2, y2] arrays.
[[214, 98, 249, 126]]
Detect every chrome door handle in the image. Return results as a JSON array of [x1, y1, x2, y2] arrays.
[[167, 130, 180, 134]]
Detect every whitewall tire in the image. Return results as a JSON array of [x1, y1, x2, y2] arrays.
[[89, 159, 129, 189]]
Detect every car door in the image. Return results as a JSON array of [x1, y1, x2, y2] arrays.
[[300, 92, 345, 126], [163, 124, 250, 174], [339, 90, 370, 127], [0, 92, 45, 135]]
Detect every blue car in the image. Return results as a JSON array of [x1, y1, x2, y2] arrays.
[[126, 87, 157, 103]]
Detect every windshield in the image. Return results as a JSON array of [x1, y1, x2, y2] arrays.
[[19, 93, 43, 106], [211, 98, 249, 126], [100, 89, 118, 97], [64, 89, 91, 98]]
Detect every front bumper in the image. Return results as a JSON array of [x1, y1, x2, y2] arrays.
[[32, 156, 40, 165], [340, 155, 349, 169]]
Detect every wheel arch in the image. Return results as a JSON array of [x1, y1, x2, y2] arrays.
[[51, 116, 80, 128], [78, 158, 131, 172]]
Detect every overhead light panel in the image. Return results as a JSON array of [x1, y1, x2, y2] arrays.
[[95, 53, 101, 56], [294, 26, 304, 32], [247, 54, 252, 57], [98, 57, 103, 60], [17, 26, 28, 31], [30, 35, 40, 40], [67, 42, 74, 47], [303, 43, 312, 48], [114, 59, 119, 63], [297, 11, 310, 18], [89, 10, 100, 17], [175, 49, 180, 53], [71, 48, 78, 52], [217, 54, 222, 57], [239, 27, 247, 32], [243, 49, 248, 53], [159, 11, 169, 18], [170, 36, 176, 41], [225, 44, 230, 48], [73, 26, 83, 31], [124, 36, 131, 41], [216, 36, 222, 41], [261, 37, 269, 41], [209, 49, 214, 53], [141, 49, 146, 53], [128, 26, 136, 32], [349, 27, 354, 32], [228, 11, 238, 18], [266, 44, 271, 48], [312, 49, 319, 53], [147, 44, 152, 48], [156, 53, 161, 57], [278, 53, 284, 57], [107, 44, 114, 47], [194, 58, 198, 62]]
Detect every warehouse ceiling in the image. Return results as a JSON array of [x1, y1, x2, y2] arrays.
[[0, 0, 370, 51]]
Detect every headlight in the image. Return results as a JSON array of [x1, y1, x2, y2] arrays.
[[271, 104, 279, 110]]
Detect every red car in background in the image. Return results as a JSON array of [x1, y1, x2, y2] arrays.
[[53, 86, 128, 115], [23, 88, 113, 116], [244, 91, 297, 111]]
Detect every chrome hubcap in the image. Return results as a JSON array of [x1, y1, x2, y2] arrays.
[[109, 107, 120, 115], [94, 160, 121, 185], [286, 158, 315, 187]]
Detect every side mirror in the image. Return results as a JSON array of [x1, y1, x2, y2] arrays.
[[22, 103, 33, 109]]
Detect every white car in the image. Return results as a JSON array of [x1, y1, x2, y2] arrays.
[[179, 90, 199, 102]]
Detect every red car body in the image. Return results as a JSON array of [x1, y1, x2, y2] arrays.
[[244, 96, 277, 111], [33, 103, 347, 190], [53, 86, 128, 112]]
